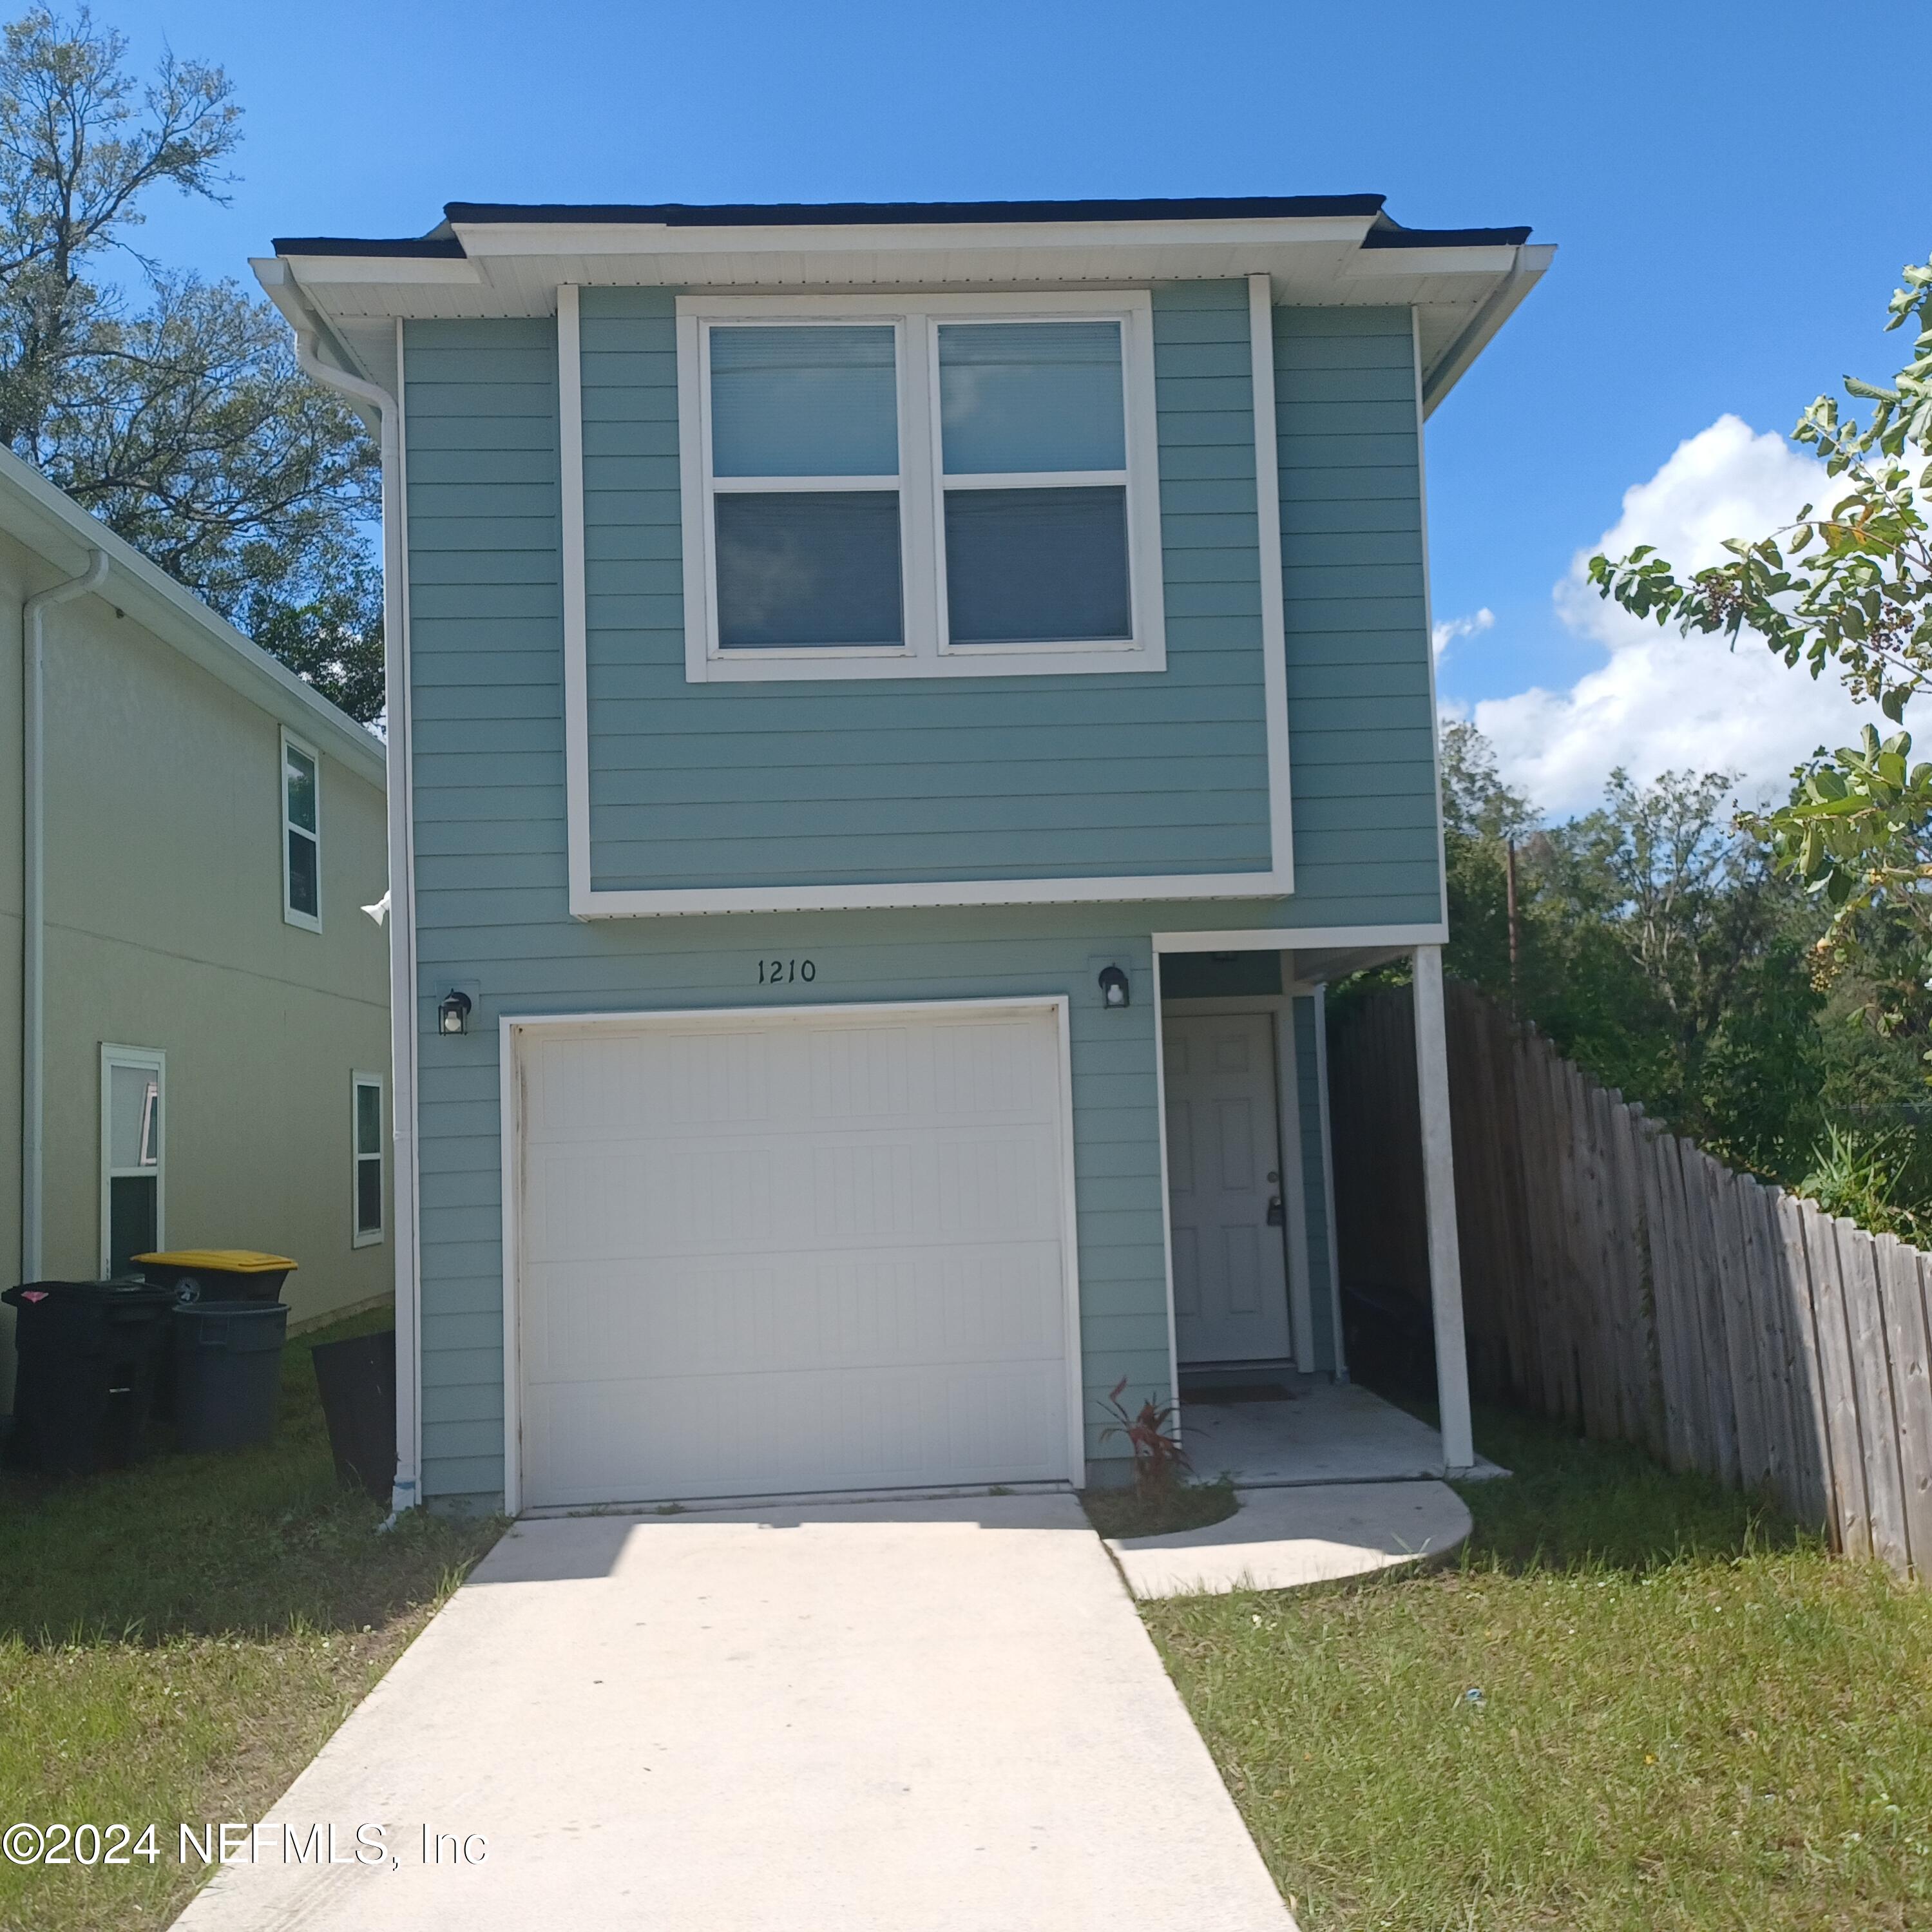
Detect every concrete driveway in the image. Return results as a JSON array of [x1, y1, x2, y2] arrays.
[[173, 1494, 1295, 1931]]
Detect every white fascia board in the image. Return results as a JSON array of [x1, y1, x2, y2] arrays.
[[0, 445, 385, 788], [1342, 244, 1524, 281], [1150, 923, 1448, 953], [451, 214, 1379, 260]]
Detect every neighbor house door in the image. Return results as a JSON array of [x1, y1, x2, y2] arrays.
[[1163, 1011, 1292, 1364]]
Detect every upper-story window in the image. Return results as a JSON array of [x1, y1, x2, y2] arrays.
[[281, 727, 321, 930], [676, 291, 1166, 682]]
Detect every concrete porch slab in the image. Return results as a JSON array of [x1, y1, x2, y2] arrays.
[[1180, 1378, 1507, 1486], [1109, 1480, 1472, 1600]]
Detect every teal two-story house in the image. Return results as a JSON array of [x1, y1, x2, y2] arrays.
[[256, 196, 1549, 1515]]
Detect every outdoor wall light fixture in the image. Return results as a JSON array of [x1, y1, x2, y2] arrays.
[[438, 989, 473, 1036], [1098, 965, 1131, 1009]]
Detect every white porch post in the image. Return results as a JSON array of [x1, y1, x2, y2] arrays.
[[1411, 944, 1474, 1473]]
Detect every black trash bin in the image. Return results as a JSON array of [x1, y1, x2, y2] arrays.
[[311, 1328, 396, 1500], [171, 1301, 289, 1453], [2, 1280, 175, 1475]]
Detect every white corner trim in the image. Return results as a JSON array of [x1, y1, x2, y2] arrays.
[[557, 285, 593, 912], [497, 995, 1087, 1513], [1248, 273, 1294, 891], [499, 1014, 522, 1516]]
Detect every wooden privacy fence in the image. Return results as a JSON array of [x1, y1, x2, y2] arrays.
[[1328, 980, 1932, 1578]]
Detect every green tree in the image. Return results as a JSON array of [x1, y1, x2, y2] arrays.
[[1588, 252, 1932, 981], [0, 7, 381, 721], [1437, 726, 1825, 1173]]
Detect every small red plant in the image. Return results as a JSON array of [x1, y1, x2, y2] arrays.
[[1098, 1377, 1191, 1498]]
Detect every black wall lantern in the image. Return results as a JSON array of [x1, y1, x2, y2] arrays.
[[1097, 964, 1131, 1009], [438, 988, 473, 1036]]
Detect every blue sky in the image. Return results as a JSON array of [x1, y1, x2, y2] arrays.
[[120, 0, 1924, 813]]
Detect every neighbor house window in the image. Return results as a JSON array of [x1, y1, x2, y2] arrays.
[[100, 1044, 164, 1277], [352, 1071, 383, 1246], [282, 727, 321, 930], [676, 291, 1165, 682]]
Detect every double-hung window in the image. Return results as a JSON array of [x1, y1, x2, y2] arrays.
[[282, 727, 321, 930], [678, 292, 1164, 680]]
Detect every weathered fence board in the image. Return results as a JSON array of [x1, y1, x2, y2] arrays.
[[1327, 979, 1932, 1578]]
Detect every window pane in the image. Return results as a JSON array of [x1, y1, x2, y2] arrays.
[[356, 1155, 383, 1236], [285, 745, 318, 834], [944, 487, 1131, 644], [711, 325, 898, 478], [110, 1175, 157, 1276], [289, 828, 320, 917], [109, 1065, 159, 1171], [939, 322, 1125, 475], [356, 1082, 381, 1157], [716, 492, 903, 648]]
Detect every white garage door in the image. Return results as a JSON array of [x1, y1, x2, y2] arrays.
[[513, 1002, 1077, 1508]]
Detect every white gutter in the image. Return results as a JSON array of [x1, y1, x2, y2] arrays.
[[22, 546, 108, 1281], [291, 320, 423, 1518]]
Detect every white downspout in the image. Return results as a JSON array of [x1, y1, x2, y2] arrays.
[[292, 325, 422, 1518], [22, 546, 108, 1283]]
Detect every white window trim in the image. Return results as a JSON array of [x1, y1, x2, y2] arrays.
[[100, 1042, 165, 1276], [280, 725, 322, 932], [556, 276, 1293, 919], [352, 1069, 385, 1248], [668, 288, 1167, 683]]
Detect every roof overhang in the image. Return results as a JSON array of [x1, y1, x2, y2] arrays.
[[0, 446, 385, 786], [256, 197, 1550, 417]]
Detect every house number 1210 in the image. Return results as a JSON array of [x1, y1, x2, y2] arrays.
[[758, 959, 815, 984]]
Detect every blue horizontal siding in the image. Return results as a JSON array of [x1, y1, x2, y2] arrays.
[[396, 290, 1447, 1509], [577, 280, 1274, 892], [1273, 303, 1442, 933]]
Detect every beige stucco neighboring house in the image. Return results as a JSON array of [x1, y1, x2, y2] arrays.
[[0, 446, 392, 1417]]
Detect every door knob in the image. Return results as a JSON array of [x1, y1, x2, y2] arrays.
[[1267, 1195, 1285, 1226]]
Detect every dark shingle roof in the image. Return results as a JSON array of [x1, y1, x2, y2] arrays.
[[273, 193, 1531, 258]]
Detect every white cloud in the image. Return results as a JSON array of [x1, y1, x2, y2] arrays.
[[1432, 606, 1493, 660], [1467, 414, 1877, 818]]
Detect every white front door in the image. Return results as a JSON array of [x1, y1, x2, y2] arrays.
[[514, 1003, 1077, 1509], [1163, 1012, 1292, 1364]]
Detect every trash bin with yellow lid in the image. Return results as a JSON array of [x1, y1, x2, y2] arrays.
[[131, 1250, 296, 1304]]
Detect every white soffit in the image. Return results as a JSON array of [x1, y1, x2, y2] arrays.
[[259, 220, 1553, 412]]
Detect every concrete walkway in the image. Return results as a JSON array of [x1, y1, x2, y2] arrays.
[[1109, 1479, 1473, 1599], [172, 1495, 1295, 1932]]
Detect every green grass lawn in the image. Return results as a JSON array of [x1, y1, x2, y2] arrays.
[[1083, 1475, 1239, 1540], [1144, 1404, 1932, 1930], [0, 1305, 502, 1932]]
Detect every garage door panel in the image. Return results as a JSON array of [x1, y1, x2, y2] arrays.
[[525, 1242, 1067, 1387], [517, 1006, 1076, 1507], [524, 1359, 1069, 1509]]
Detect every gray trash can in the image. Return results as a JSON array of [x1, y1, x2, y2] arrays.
[[171, 1301, 288, 1453]]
